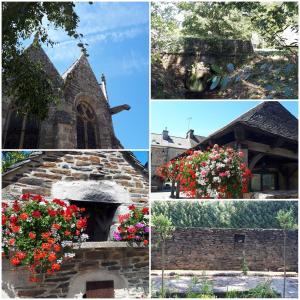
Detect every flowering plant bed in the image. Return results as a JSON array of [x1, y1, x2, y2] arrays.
[[157, 144, 252, 198], [113, 204, 149, 246], [2, 194, 88, 282]]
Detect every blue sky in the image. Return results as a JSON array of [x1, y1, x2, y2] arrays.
[[32, 2, 149, 149], [132, 151, 148, 165], [151, 101, 298, 137]]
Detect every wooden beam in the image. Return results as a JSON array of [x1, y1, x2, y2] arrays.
[[234, 126, 246, 142], [244, 141, 298, 160], [249, 153, 265, 170]]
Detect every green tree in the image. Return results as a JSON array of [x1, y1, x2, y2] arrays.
[[2, 2, 90, 120], [235, 2, 298, 51], [151, 201, 298, 229], [152, 214, 175, 297], [178, 2, 253, 40], [276, 209, 297, 298], [151, 2, 180, 52], [2, 151, 31, 173]]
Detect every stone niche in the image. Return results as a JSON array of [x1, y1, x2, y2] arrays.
[[51, 180, 132, 241]]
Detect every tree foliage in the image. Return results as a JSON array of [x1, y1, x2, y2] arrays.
[[151, 2, 180, 52], [152, 201, 298, 229], [178, 2, 253, 40], [151, 2, 298, 51], [2, 2, 89, 119], [2, 151, 31, 173]]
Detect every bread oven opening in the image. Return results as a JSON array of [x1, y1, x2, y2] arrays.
[[71, 200, 120, 242]]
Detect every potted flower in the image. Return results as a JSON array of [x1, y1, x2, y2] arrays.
[[113, 204, 149, 246], [2, 193, 88, 282]]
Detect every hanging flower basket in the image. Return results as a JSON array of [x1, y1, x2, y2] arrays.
[[157, 144, 252, 199], [113, 204, 149, 246], [2, 194, 88, 282]]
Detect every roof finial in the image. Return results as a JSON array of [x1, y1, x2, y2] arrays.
[[33, 32, 40, 46], [100, 73, 108, 101], [101, 73, 106, 84]]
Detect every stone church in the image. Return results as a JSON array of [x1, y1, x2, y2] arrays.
[[2, 151, 149, 298], [2, 43, 130, 149]]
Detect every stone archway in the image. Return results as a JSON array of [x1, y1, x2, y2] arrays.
[[67, 269, 128, 298]]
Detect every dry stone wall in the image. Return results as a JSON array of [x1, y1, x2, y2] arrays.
[[2, 246, 149, 298], [152, 38, 254, 98], [151, 228, 298, 271], [2, 151, 149, 204]]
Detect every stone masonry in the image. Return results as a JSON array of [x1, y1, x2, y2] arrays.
[[151, 228, 298, 271], [2, 151, 148, 203], [2, 43, 130, 149], [2, 245, 149, 298], [152, 38, 254, 98], [2, 151, 149, 298]]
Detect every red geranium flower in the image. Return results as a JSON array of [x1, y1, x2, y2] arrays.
[[41, 243, 51, 251], [11, 257, 21, 266], [2, 215, 7, 225], [53, 244, 61, 252], [51, 263, 61, 271], [142, 207, 149, 215], [16, 251, 26, 260], [9, 215, 18, 224], [48, 209, 57, 217], [143, 240, 149, 246], [76, 217, 87, 230], [48, 252, 57, 262], [32, 195, 43, 202], [11, 225, 20, 233], [32, 210, 41, 218], [19, 213, 29, 221], [41, 232, 51, 240], [21, 193, 31, 200], [13, 201, 20, 212], [8, 238, 15, 246], [29, 232, 36, 239], [64, 230, 71, 236], [52, 223, 61, 230], [128, 204, 136, 211]]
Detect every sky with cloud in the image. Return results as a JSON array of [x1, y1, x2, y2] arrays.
[[39, 2, 149, 149]]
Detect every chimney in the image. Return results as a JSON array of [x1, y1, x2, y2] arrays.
[[100, 73, 108, 101], [186, 129, 195, 140], [162, 127, 169, 140]]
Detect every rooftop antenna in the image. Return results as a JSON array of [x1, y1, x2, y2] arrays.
[[186, 117, 192, 131]]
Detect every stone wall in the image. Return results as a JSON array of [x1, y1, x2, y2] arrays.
[[151, 228, 298, 271], [2, 244, 149, 298], [151, 38, 254, 99], [2, 151, 148, 204]]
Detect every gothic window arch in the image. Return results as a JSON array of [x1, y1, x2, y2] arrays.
[[3, 108, 40, 149], [76, 101, 97, 149]]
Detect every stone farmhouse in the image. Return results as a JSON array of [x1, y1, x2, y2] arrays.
[[151, 128, 204, 191], [2, 151, 149, 298]]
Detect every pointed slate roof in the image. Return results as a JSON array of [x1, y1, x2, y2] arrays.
[[200, 101, 298, 144], [25, 43, 63, 87], [62, 54, 96, 83]]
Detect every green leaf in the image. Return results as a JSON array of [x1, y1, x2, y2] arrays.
[[211, 64, 223, 74], [210, 75, 221, 90]]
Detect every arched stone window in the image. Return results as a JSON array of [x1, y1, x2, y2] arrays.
[[3, 109, 39, 149], [76, 102, 97, 149]]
